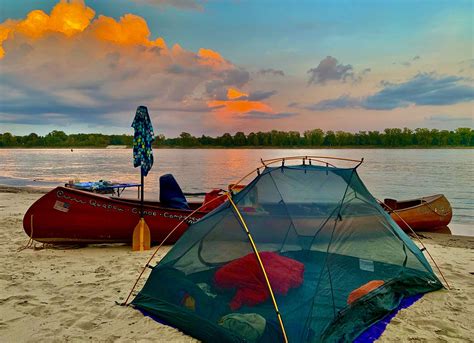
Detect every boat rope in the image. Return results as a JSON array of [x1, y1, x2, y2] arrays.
[[17, 215, 35, 252], [378, 199, 451, 290], [226, 193, 289, 343]]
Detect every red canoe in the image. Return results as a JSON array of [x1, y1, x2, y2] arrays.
[[23, 186, 221, 244]]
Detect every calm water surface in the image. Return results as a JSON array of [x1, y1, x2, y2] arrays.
[[1, 149, 472, 234]]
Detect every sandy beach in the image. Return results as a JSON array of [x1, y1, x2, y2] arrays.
[[0, 188, 472, 342]]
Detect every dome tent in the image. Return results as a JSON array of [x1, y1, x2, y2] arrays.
[[131, 157, 443, 342]]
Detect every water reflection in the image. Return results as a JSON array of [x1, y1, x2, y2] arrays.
[[0, 148, 472, 235]]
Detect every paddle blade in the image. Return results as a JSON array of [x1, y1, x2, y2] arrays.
[[132, 218, 151, 251]]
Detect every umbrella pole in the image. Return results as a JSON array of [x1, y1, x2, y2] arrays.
[[140, 168, 144, 218]]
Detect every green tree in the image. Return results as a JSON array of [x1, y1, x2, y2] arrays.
[[323, 131, 336, 146], [288, 131, 301, 146], [455, 128, 472, 146], [335, 131, 354, 146], [414, 128, 432, 146], [0, 132, 16, 146], [383, 128, 403, 146], [367, 131, 382, 145], [304, 129, 324, 146], [401, 128, 413, 146], [178, 132, 199, 146], [44, 130, 68, 146], [247, 132, 259, 146], [438, 130, 450, 146], [25, 133, 41, 147], [219, 133, 234, 146], [233, 132, 247, 146], [154, 134, 166, 146]]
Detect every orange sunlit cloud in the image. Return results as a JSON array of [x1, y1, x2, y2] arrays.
[[91, 14, 167, 48], [227, 87, 248, 100], [0, 0, 222, 62], [1, 0, 283, 131], [198, 48, 231, 69], [208, 99, 273, 113], [208, 87, 273, 116], [0, 0, 94, 57]]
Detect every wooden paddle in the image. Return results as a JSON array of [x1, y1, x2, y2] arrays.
[[132, 170, 150, 251], [132, 217, 151, 251]]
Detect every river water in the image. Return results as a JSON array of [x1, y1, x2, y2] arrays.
[[0, 148, 472, 235]]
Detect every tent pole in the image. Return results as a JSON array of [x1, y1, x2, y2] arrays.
[[226, 193, 289, 343], [379, 200, 451, 289]]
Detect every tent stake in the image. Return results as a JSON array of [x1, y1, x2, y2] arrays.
[[227, 193, 289, 343]]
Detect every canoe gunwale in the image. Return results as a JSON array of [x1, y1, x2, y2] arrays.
[[390, 194, 445, 212], [55, 186, 208, 214]]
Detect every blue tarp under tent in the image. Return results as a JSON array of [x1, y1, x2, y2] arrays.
[[132, 156, 443, 342]]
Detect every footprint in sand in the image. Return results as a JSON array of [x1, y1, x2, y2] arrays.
[[75, 320, 96, 330], [85, 296, 105, 306]]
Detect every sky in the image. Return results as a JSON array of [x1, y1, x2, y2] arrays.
[[0, 0, 473, 137]]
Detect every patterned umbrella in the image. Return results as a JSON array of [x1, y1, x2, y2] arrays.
[[131, 105, 154, 251], [132, 105, 155, 176]]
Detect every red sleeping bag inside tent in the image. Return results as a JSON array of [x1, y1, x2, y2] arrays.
[[214, 252, 304, 310]]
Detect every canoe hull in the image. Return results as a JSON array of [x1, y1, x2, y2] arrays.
[[23, 187, 208, 244], [387, 194, 452, 231]]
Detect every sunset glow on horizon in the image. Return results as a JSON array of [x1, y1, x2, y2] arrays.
[[0, 0, 472, 136]]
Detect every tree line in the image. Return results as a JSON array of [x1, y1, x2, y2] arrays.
[[0, 128, 472, 148]]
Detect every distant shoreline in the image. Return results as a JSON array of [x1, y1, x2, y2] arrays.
[[0, 146, 473, 150]]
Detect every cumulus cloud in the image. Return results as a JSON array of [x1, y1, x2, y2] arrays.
[[363, 73, 474, 109], [0, 0, 254, 127], [204, 69, 251, 100], [304, 72, 474, 111], [304, 95, 361, 111], [246, 90, 277, 101], [257, 68, 285, 77], [307, 56, 355, 85], [307, 56, 369, 85]]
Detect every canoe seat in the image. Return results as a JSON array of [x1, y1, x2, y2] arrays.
[[384, 198, 398, 210], [159, 174, 190, 210]]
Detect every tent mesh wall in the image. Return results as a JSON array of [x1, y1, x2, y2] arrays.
[[132, 164, 442, 342]]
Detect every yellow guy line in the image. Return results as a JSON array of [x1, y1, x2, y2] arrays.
[[226, 193, 289, 343]]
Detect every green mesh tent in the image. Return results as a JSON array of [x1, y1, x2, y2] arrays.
[[132, 157, 443, 342]]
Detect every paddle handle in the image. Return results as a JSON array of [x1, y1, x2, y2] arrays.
[[140, 168, 144, 218]]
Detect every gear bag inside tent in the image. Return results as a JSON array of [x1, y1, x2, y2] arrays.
[[132, 156, 444, 342]]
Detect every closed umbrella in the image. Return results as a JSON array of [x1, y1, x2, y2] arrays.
[[131, 105, 155, 251]]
